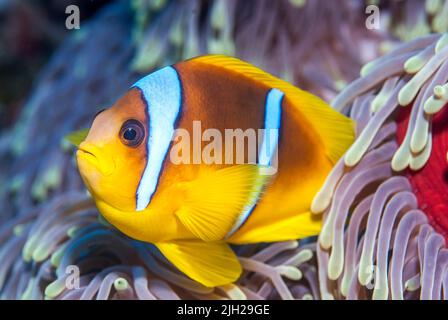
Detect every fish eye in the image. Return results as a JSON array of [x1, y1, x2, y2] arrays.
[[119, 119, 145, 147]]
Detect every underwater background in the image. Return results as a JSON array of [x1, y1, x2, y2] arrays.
[[0, 0, 448, 300]]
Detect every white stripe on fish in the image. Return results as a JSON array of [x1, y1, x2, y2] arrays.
[[225, 88, 284, 238], [133, 66, 182, 211]]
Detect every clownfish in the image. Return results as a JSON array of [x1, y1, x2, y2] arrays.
[[72, 55, 354, 287]]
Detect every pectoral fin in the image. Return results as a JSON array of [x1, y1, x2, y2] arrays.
[[155, 240, 242, 287], [176, 165, 270, 241], [64, 128, 89, 147]]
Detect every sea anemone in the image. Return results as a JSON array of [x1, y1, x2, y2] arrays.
[[0, 192, 320, 300], [312, 33, 448, 300]]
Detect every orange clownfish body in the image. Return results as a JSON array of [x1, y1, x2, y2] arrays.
[[76, 55, 355, 287]]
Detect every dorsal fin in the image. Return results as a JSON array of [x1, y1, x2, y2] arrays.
[[188, 55, 355, 163]]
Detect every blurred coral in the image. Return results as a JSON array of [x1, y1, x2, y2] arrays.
[[0, 0, 113, 130], [131, 0, 385, 99], [380, 0, 448, 41], [0, 2, 137, 221]]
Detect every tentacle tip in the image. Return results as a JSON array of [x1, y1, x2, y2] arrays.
[[344, 152, 360, 167], [310, 196, 329, 214], [398, 91, 412, 107], [276, 266, 302, 281], [44, 282, 62, 299], [409, 160, 426, 171], [318, 235, 333, 251], [410, 140, 426, 155], [327, 259, 343, 281], [391, 153, 409, 172], [404, 278, 420, 292], [372, 288, 388, 300], [299, 249, 314, 262], [114, 278, 129, 291], [403, 56, 424, 74], [358, 263, 374, 287], [322, 293, 334, 300], [31, 250, 47, 263]]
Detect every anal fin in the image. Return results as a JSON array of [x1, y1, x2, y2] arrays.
[[155, 240, 242, 287], [228, 210, 322, 244]]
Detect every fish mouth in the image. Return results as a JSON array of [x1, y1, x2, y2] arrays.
[[77, 148, 96, 158], [77, 144, 100, 169], [77, 143, 115, 176]]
